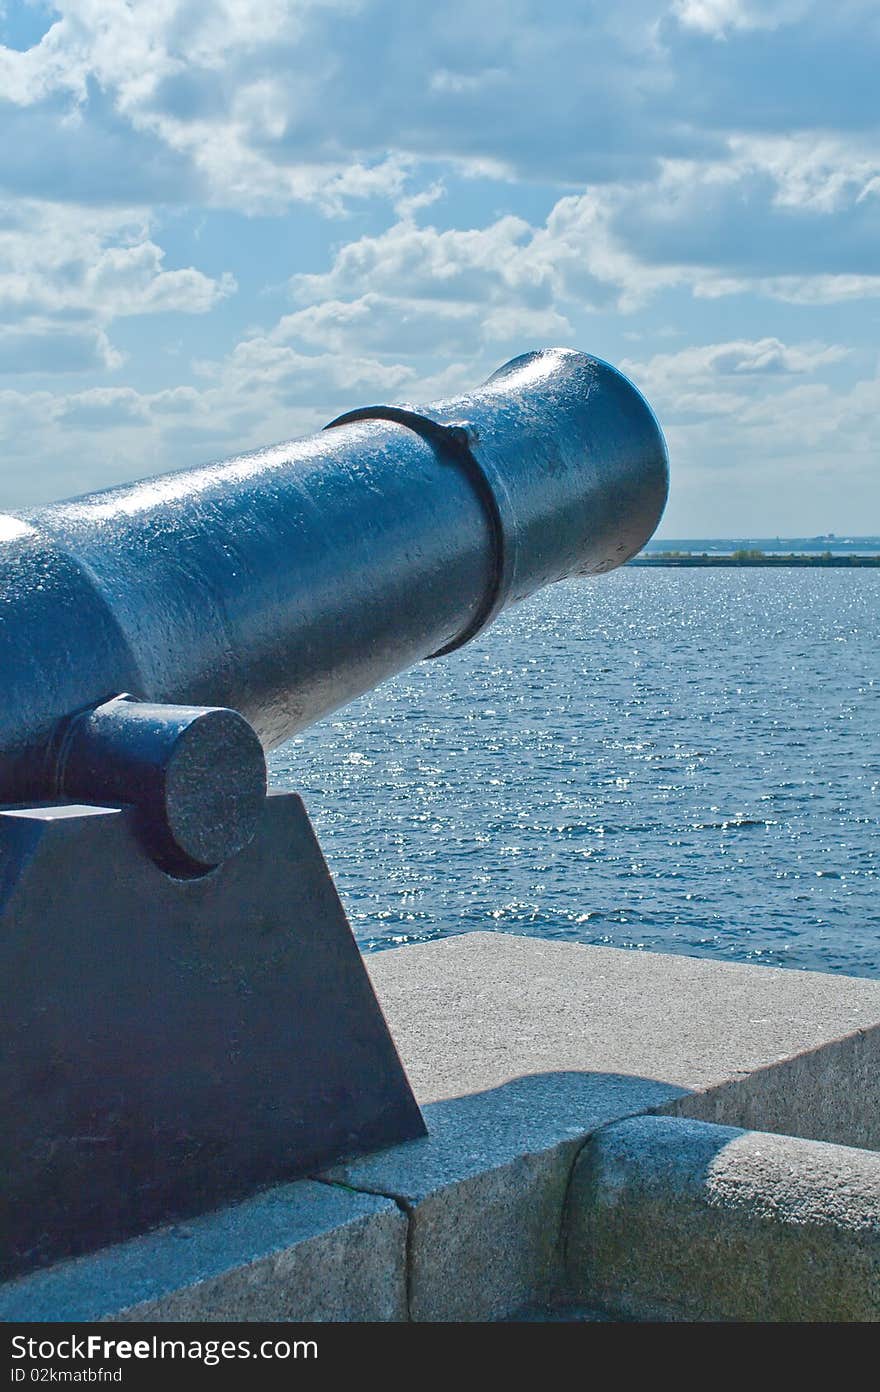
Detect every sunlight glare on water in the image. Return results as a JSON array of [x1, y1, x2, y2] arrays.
[[269, 568, 879, 977]]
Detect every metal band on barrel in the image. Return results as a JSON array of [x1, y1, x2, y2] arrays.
[[324, 405, 509, 657]]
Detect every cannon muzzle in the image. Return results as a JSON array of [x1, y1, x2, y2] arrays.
[[0, 347, 667, 865]]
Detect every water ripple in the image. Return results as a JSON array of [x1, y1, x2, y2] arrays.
[[269, 569, 880, 978]]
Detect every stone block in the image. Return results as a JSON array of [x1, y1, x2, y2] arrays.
[[0, 1181, 406, 1323], [565, 1115, 880, 1321]]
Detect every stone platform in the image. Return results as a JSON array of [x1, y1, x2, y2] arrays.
[[3, 932, 880, 1322]]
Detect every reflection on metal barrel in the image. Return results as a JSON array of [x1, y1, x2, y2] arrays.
[[0, 348, 668, 805]]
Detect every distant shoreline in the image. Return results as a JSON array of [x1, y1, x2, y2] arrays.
[[631, 554, 880, 567]]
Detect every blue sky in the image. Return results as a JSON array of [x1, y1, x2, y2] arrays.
[[0, 0, 877, 535]]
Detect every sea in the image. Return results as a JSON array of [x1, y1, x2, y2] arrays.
[[269, 566, 879, 979]]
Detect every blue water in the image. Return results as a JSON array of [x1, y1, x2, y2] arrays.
[[269, 569, 879, 977]]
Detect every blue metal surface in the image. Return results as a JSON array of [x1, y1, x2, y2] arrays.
[[57, 695, 267, 872], [0, 348, 668, 805], [0, 793, 426, 1279]]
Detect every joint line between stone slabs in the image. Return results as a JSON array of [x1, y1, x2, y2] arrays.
[[556, 1097, 710, 1294], [557, 1131, 598, 1290], [307, 1088, 702, 1323], [311, 1176, 416, 1322]]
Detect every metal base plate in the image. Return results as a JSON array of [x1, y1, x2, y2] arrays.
[[0, 793, 426, 1280]]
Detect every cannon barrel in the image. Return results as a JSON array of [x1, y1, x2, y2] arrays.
[[0, 348, 668, 839]]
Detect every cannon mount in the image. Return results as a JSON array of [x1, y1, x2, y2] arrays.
[[0, 787, 425, 1281]]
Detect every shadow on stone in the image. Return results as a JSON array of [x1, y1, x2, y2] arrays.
[[322, 1068, 689, 1322]]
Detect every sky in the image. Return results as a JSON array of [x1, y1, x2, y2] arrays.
[[0, 0, 878, 536]]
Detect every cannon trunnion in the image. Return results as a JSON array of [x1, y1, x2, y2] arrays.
[[0, 349, 668, 1278]]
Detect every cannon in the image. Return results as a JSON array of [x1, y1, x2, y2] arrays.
[[0, 348, 668, 1278]]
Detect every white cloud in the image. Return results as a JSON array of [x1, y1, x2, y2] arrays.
[[83, 241, 235, 315], [275, 295, 477, 356], [202, 335, 415, 406], [612, 334, 878, 527], [0, 199, 234, 375], [55, 385, 150, 427], [0, 323, 121, 373], [282, 151, 880, 356], [0, 0, 409, 213], [394, 180, 445, 222], [276, 290, 570, 358], [694, 273, 880, 304], [618, 337, 858, 475], [672, 0, 811, 38], [292, 217, 538, 303], [1, 0, 878, 221], [623, 338, 849, 396], [282, 214, 575, 358], [726, 133, 880, 213], [0, 200, 235, 322]]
